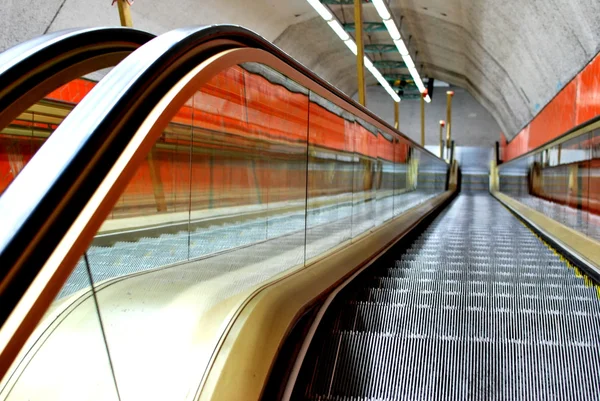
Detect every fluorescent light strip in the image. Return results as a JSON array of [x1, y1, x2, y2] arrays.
[[344, 39, 358, 55], [328, 20, 350, 41], [371, 0, 391, 20], [402, 54, 415, 69], [305, 0, 400, 103], [383, 19, 401, 40], [369, 0, 429, 97], [365, 62, 399, 102], [414, 76, 426, 91], [306, 0, 332, 20], [393, 39, 409, 56]]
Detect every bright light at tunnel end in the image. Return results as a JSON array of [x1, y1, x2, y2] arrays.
[[305, 0, 400, 103]]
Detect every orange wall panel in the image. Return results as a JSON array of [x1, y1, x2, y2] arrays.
[[528, 79, 577, 150], [505, 126, 529, 161], [46, 79, 96, 104], [576, 53, 600, 125], [506, 51, 600, 161]]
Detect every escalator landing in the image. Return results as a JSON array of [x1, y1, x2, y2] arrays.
[[293, 193, 600, 400]]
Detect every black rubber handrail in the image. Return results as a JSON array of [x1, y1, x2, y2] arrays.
[[0, 25, 446, 377], [0, 27, 154, 130]]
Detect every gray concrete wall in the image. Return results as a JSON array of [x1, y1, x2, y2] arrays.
[[357, 85, 501, 148]]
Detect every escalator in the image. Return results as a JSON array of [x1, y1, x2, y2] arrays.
[[290, 193, 600, 400], [0, 24, 598, 401], [0, 26, 450, 401]]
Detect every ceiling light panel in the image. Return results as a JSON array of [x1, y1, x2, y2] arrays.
[[393, 39, 409, 56], [307, 0, 333, 20], [403, 54, 415, 69], [371, 0, 391, 20], [344, 39, 358, 55], [305, 0, 400, 103], [383, 19, 401, 40], [328, 20, 350, 41]]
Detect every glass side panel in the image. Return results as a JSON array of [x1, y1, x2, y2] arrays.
[[393, 139, 409, 217], [590, 129, 600, 216], [376, 131, 395, 225], [305, 92, 353, 259], [0, 257, 119, 401], [90, 64, 311, 401], [2, 61, 447, 400], [352, 119, 378, 238], [498, 127, 600, 242], [0, 69, 112, 196]]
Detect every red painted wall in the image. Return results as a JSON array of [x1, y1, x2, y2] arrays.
[[503, 52, 600, 161]]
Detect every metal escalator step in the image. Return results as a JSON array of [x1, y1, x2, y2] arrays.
[[392, 260, 569, 272], [292, 194, 600, 400], [381, 269, 586, 285], [348, 288, 600, 315], [331, 302, 600, 343], [298, 331, 600, 401], [368, 276, 596, 298]]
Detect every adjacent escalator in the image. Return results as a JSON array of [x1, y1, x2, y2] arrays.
[[291, 193, 600, 400]]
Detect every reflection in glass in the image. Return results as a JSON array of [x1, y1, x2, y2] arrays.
[[498, 128, 600, 242], [2, 59, 448, 401], [306, 92, 354, 259], [376, 131, 395, 225], [89, 64, 311, 401], [0, 77, 101, 196], [393, 139, 409, 217], [352, 119, 378, 238], [0, 258, 119, 401]]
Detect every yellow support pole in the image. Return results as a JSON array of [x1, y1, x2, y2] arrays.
[[394, 101, 399, 130], [420, 93, 425, 146], [445, 90, 454, 149], [439, 120, 445, 158], [354, 0, 366, 106], [117, 0, 133, 27]]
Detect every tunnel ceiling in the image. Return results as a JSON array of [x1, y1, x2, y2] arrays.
[[3, 0, 600, 139], [275, 0, 600, 140]]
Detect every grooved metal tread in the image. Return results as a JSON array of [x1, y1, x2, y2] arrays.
[[292, 194, 600, 401]]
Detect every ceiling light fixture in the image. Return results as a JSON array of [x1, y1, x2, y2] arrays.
[[383, 19, 401, 40], [370, 0, 428, 98], [305, 0, 400, 103], [403, 54, 415, 69], [306, 0, 332, 20], [328, 20, 350, 41], [371, 0, 391, 20], [344, 39, 358, 55], [393, 39, 409, 56]]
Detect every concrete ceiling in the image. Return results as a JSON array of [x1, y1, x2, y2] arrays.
[[277, 0, 600, 139], [0, 0, 312, 47], [2, 0, 600, 139]]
